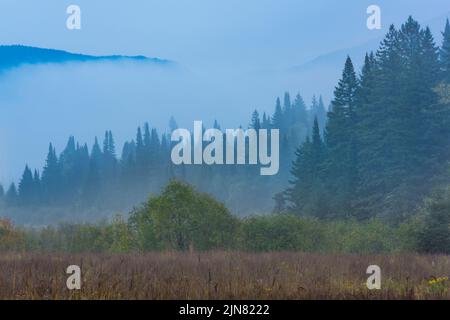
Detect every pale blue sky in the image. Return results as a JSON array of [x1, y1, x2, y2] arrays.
[[0, 0, 448, 71]]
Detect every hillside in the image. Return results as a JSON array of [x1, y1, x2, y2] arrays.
[[0, 45, 173, 70]]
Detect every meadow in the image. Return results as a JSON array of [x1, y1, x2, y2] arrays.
[[0, 252, 448, 300]]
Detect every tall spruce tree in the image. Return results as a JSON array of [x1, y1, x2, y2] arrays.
[[286, 117, 325, 216], [41, 143, 61, 204], [250, 110, 261, 130], [323, 56, 358, 218], [441, 18, 450, 82], [272, 97, 284, 129], [18, 165, 34, 205], [5, 183, 18, 207]]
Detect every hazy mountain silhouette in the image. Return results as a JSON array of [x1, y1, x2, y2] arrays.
[[0, 45, 174, 71], [285, 13, 450, 102]]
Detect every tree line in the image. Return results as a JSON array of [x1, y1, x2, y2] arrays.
[[285, 17, 450, 222], [0, 89, 327, 223], [1, 180, 448, 254]]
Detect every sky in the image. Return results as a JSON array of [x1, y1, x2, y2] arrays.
[[0, 0, 448, 70], [0, 0, 449, 184]]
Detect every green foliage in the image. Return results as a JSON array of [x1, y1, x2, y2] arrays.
[[238, 214, 419, 254], [0, 179, 426, 254], [238, 214, 324, 252], [129, 180, 237, 251], [417, 188, 450, 254]]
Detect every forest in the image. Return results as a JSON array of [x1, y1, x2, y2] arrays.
[[0, 16, 449, 240]]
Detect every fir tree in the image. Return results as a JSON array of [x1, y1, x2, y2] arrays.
[[272, 97, 284, 129], [250, 110, 261, 130], [41, 143, 61, 204], [18, 165, 34, 205], [5, 183, 18, 207], [323, 56, 358, 218], [169, 116, 178, 132], [261, 112, 270, 129], [440, 18, 450, 82]]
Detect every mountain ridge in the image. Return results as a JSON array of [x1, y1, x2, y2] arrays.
[[0, 45, 174, 70]]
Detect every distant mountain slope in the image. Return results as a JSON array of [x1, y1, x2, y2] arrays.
[[285, 13, 450, 102], [0, 45, 174, 70]]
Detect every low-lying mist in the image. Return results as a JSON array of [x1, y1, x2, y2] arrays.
[[0, 59, 338, 184]]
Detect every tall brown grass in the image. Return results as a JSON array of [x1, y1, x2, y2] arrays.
[[0, 252, 448, 300]]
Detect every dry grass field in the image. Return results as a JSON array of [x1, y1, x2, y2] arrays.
[[0, 252, 448, 300]]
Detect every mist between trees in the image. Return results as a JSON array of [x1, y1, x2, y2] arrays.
[[0, 180, 448, 254], [0, 17, 449, 252]]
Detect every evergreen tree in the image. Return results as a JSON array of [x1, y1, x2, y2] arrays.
[[283, 92, 291, 126], [272, 97, 284, 129], [5, 183, 18, 207], [18, 165, 34, 205], [323, 56, 358, 218], [250, 110, 261, 130], [143, 123, 151, 152], [261, 112, 270, 129], [83, 138, 102, 205], [135, 126, 145, 170], [286, 117, 325, 217], [440, 18, 450, 82], [102, 131, 118, 184], [292, 93, 308, 126], [41, 143, 61, 204], [213, 120, 221, 130], [90, 137, 103, 169], [316, 96, 327, 132], [169, 116, 178, 132], [33, 169, 41, 203], [60, 136, 78, 201]]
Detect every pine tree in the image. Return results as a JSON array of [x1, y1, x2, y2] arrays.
[[90, 137, 103, 169], [261, 112, 270, 129], [102, 131, 118, 184], [60, 136, 78, 201], [283, 92, 291, 126], [286, 117, 326, 217], [83, 138, 102, 204], [143, 123, 151, 151], [5, 183, 18, 207], [355, 25, 404, 218], [316, 96, 327, 132], [108, 131, 116, 159], [323, 56, 358, 218], [272, 97, 284, 129], [440, 18, 450, 82], [169, 116, 178, 132], [250, 110, 261, 130], [311, 117, 323, 164], [213, 120, 221, 130], [18, 165, 34, 205], [292, 93, 308, 126], [136, 126, 145, 166], [33, 169, 41, 204], [41, 143, 61, 204], [75, 143, 90, 190]]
